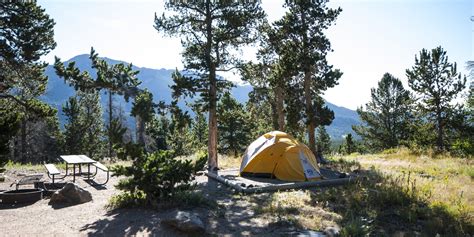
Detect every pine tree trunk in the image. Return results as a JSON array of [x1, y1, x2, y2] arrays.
[[208, 71, 218, 172], [275, 85, 285, 131], [20, 118, 27, 162], [206, 0, 218, 172], [436, 104, 444, 151], [301, 10, 316, 155], [304, 71, 317, 155], [108, 91, 113, 158]]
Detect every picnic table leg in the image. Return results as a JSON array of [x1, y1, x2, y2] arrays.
[[73, 164, 76, 182], [87, 164, 91, 180], [66, 163, 69, 175]]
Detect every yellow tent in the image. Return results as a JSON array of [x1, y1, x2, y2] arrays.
[[240, 131, 321, 182]]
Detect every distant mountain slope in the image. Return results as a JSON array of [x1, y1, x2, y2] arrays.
[[42, 54, 360, 140]]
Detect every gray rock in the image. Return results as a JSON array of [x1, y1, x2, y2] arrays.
[[324, 226, 340, 237], [49, 183, 92, 205], [162, 211, 205, 234]]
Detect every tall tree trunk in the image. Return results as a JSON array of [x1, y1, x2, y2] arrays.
[[436, 104, 444, 151], [20, 118, 27, 162], [301, 10, 316, 155], [206, 0, 218, 172], [304, 72, 316, 155], [208, 69, 218, 172], [108, 90, 113, 158], [275, 85, 285, 131]]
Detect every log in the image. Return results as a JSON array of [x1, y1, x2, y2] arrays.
[[205, 171, 359, 194]]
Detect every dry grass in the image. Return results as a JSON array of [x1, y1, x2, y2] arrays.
[[254, 190, 342, 230], [217, 154, 241, 169], [247, 148, 473, 235], [339, 148, 474, 215]]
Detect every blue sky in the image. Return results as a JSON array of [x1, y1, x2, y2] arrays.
[[38, 0, 472, 110]]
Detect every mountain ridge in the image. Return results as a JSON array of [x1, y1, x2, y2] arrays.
[[42, 54, 360, 140]]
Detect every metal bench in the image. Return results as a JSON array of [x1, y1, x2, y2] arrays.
[[91, 162, 109, 185], [10, 174, 44, 190], [44, 163, 66, 184]]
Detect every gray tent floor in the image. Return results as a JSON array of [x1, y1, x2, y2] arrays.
[[208, 168, 353, 193]]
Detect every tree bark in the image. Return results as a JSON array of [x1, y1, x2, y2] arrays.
[[436, 104, 444, 151], [206, 0, 218, 172], [304, 72, 317, 155], [275, 85, 285, 131], [301, 10, 316, 155], [20, 118, 27, 162], [108, 90, 113, 158]]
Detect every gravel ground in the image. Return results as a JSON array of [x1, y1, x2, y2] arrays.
[[0, 168, 328, 236], [0, 169, 181, 236]]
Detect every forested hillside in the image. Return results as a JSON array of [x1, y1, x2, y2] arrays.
[[41, 54, 360, 140]]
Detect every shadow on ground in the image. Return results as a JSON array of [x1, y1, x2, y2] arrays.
[[81, 178, 283, 236], [80, 208, 180, 236], [0, 201, 39, 209]]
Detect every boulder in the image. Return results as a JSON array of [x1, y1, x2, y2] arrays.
[[49, 183, 92, 205], [161, 211, 205, 234], [324, 226, 341, 237]]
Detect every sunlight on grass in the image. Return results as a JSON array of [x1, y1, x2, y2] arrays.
[[218, 154, 241, 169], [255, 190, 341, 231], [334, 149, 473, 235]]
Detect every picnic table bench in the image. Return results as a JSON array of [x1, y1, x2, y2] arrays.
[[44, 164, 66, 184]]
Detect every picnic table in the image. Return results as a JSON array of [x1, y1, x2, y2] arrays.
[[60, 155, 96, 182]]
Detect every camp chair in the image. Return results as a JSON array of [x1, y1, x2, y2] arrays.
[[10, 174, 44, 190]]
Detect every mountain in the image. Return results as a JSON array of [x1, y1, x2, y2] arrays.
[[42, 54, 360, 140]]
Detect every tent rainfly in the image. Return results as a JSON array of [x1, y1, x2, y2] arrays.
[[240, 131, 321, 182]]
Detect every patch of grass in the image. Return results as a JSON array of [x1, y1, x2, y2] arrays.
[[324, 156, 362, 173], [218, 154, 241, 169], [314, 153, 474, 235], [254, 190, 341, 231]]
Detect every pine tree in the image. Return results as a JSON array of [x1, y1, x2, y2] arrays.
[[353, 73, 413, 150], [406, 46, 466, 151], [316, 126, 331, 155], [1, 2, 57, 163], [246, 92, 274, 139], [218, 92, 252, 157], [240, 22, 292, 131], [167, 101, 193, 156], [274, 0, 342, 155], [63, 96, 84, 154], [148, 115, 170, 151], [62, 90, 105, 158], [344, 134, 356, 154], [131, 90, 155, 148], [191, 104, 208, 151], [78, 90, 105, 159], [155, 1, 265, 171]]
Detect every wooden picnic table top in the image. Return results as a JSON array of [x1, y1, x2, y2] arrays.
[[60, 155, 96, 164]]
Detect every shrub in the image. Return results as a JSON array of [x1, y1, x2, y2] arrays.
[[112, 150, 207, 207]]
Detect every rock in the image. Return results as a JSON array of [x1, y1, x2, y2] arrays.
[[324, 226, 340, 237], [162, 211, 205, 234], [196, 171, 205, 176], [49, 183, 92, 205]]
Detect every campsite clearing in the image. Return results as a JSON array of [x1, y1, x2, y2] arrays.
[[0, 150, 472, 236]]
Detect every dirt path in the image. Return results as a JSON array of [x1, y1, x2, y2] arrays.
[[0, 170, 331, 236]]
